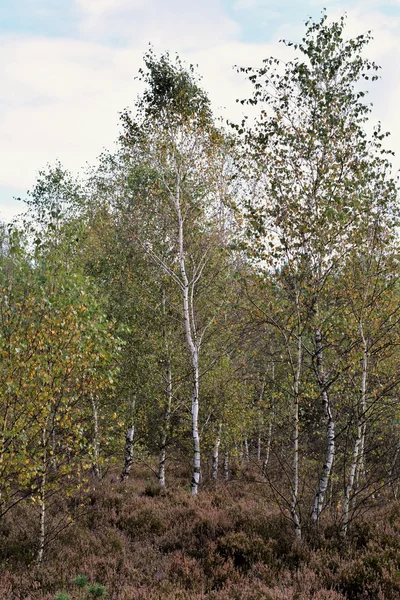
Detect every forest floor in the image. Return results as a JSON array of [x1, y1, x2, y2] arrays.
[[1, 463, 400, 600]]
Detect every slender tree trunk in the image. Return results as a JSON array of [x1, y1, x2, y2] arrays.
[[91, 397, 101, 479], [191, 360, 201, 495], [342, 322, 368, 536], [36, 473, 46, 565], [355, 322, 367, 485], [341, 417, 362, 536], [223, 453, 229, 481], [121, 397, 135, 482], [212, 423, 222, 480], [291, 335, 302, 540], [237, 440, 243, 463], [159, 358, 172, 488], [158, 287, 173, 488], [36, 426, 47, 565], [312, 328, 335, 523], [257, 384, 264, 463], [243, 436, 249, 462], [262, 371, 274, 477], [175, 184, 201, 496], [262, 420, 273, 476]]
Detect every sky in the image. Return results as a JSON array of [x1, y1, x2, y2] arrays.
[[1, 0, 400, 221]]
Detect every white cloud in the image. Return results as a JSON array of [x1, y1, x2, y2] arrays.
[[233, 0, 268, 9], [76, 0, 148, 15], [1, 0, 399, 222], [76, 0, 240, 50]]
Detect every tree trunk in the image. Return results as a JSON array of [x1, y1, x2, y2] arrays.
[[262, 371, 274, 477], [191, 360, 201, 495], [158, 358, 172, 488], [158, 287, 173, 489], [291, 335, 302, 540], [243, 436, 249, 462], [36, 426, 47, 565], [121, 397, 135, 482], [341, 418, 362, 536], [342, 322, 368, 536], [355, 322, 367, 485], [312, 328, 335, 523], [175, 184, 201, 496], [223, 453, 229, 481], [212, 423, 222, 480], [36, 473, 46, 565]]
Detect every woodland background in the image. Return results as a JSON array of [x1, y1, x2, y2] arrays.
[[1, 13, 400, 599]]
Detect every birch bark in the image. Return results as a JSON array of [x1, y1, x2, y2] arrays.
[[291, 335, 302, 539], [312, 328, 335, 523], [262, 370, 273, 476], [36, 425, 47, 565], [212, 423, 222, 480], [223, 453, 229, 481], [341, 321, 368, 536], [158, 286, 173, 488], [175, 179, 201, 496], [121, 397, 135, 482]]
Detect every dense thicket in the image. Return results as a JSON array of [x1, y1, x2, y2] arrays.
[[1, 13, 400, 598]]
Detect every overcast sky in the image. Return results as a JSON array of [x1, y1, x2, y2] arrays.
[[1, 0, 399, 221]]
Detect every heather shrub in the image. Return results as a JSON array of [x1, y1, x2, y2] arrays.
[[335, 552, 400, 600], [143, 482, 164, 497], [2, 470, 400, 600], [216, 531, 273, 571], [167, 551, 205, 591], [117, 506, 165, 538]]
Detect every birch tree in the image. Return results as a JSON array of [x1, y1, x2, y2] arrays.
[[237, 12, 398, 526], [116, 51, 233, 494]]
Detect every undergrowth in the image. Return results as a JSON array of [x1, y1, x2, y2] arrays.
[[1, 464, 399, 600]]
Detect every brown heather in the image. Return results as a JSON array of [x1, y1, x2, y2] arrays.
[[1, 464, 400, 600]]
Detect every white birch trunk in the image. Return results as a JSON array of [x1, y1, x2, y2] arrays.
[[342, 322, 368, 536], [312, 328, 335, 523], [212, 423, 222, 480], [223, 453, 229, 481], [121, 397, 135, 482], [36, 426, 47, 565], [36, 473, 46, 565], [238, 440, 243, 463], [262, 372, 274, 477], [158, 357, 172, 488], [341, 419, 362, 536], [355, 322, 367, 485], [191, 361, 201, 495], [262, 421, 272, 476], [291, 335, 302, 540], [158, 287, 172, 488], [175, 182, 201, 496]]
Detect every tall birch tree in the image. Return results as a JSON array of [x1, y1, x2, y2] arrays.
[[237, 12, 398, 526]]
